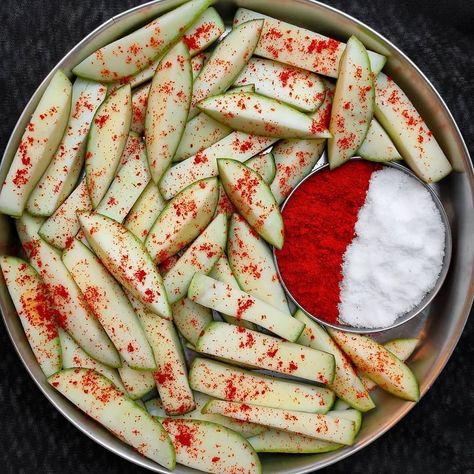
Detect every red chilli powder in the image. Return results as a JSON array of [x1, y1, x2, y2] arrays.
[[276, 160, 381, 324]]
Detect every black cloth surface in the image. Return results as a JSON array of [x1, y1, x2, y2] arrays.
[[0, 1, 473, 473]]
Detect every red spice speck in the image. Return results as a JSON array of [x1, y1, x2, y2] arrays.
[[94, 114, 110, 128], [267, 347, 279, 358], [134, 269, 147, 284], [387, 89, 399, 105], [279, 70, 291, 87], [143, 288, 155, 303], [239, 331, 255, 348], [267, 28, 283, 39], [236, 297, 254, 320], [337, 132, 357, 151], [211, 457, 220, 463], [182, 23, 213, 52], [288, 361, 298, 372], [193, 153, 208, 164], [234, 169, 260, 205], [307, 38, 340, 55], [225, 378, 237, 399], [171, 421, 195, 447], [236, 98, 247, 110], [13, 168, 28, 187], [239, 140, 253, 152], [84, 286, 100, 304], [54, 284, 70, 300], [154, 362, 175, 385], [19, 283, 58, 342]]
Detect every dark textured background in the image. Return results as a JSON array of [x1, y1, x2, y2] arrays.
[[0, 1, 473, 473]]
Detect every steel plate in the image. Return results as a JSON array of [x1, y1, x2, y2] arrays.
[[0, 1, 472, 473]]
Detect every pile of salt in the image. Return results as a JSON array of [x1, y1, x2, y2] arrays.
[[338, 167, 445, 328]]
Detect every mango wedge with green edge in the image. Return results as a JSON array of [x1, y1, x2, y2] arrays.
[[271, 139, 326, 204], [118, 361, 156, 400], [228, 213, 290, 312], [245, 152, 276, 184], [182, 7, 225, 56], [246, 407, 362, 453], [95, 138, 150, 223], [85, 85, 132, 207], [185, 341, 259, 371], [145, 177, 219, 264], [327, 328, 420, 401], [208, 253, 256, 330], [188, 273, 304, 341], [189, 19, 264, 118], [191, 53, 206, 79], [77, 211, 171, 319], [27, 79, 106, 217], [130, 83, 150, 135], [76, 229, 92, 251], [160, 418, 261, 474], [384, 338, 419, 359], [173, 113, 232, 163], [39, 179, 92, 250], [328, 36, 374, 169], [62, 239, 156, 370], [16, 213, 120, 368], [127, 292, 195, 415], [159, 131, 276, 200], [198, 92, 332, 139], [48, 368, 176, 469], [111, 131, 142, 175], [0, 70, 72, 217], [231, 84, 256, 93], [295, 310, 375, 412], [145, 42, 192, 184], [234, 58, 326, 112], [360, 338, 419, 390], [375, 72, 452, 182], [219, 159, 284, 249], [357, 118, 402, 162], [214, 183, 236, 218], [189, 357, 335, 413], [106, 7, 223, 92], [163, 213, 227, 304], [146, 392, 267, 438], [333, 399, 351, 410], [172, 297, 213, 345], [270, 80, 334, 204], [203, 400, 356, 445], [196, 322, 335, 384], [159, 254, 181, 276], [330, 408, 362, 433], [72, 0, 212, 81], [0, 256, 61, 377], [124, 182, 166, 242], [59, 328, 126, 392], [233, 8, 386, 78], [248, 429, 343, 454]]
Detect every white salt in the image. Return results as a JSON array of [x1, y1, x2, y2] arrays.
[[338, 167, 445, 328]]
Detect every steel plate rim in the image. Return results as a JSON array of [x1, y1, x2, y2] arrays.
[[0, 1, 472, 473]]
